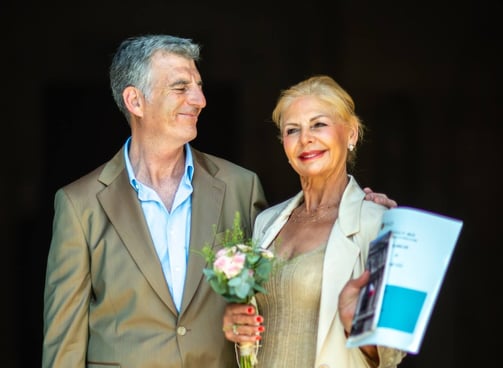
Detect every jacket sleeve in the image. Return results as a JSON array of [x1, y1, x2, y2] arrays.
[[42, 188, 91, 368], [249, 172, 268, 224], [376, 346, 407, 368]]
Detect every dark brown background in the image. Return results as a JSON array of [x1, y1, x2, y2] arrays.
[[2, 0, 501, 366]]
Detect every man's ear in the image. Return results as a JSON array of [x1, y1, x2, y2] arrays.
[[123, 86, 143, 117]]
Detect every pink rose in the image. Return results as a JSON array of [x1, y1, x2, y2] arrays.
[[214, 250, 246, 278]]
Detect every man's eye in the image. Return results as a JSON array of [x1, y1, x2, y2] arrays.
[[173, 87, 188, 92], [285, 128, 299, 135]]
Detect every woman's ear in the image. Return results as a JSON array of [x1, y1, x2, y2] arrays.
[[348, 117, 359, 146], [123, 86, 144, 117]]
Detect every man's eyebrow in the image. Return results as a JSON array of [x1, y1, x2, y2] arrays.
[[168, 79, 203, 88], [169, 79, 190, 88]]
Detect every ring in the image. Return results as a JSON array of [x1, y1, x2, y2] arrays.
[[232, 323, 239, 335], [222, 324, 232, 332]]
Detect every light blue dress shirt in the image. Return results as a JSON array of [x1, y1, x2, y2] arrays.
[[123, 137, 193, 311]]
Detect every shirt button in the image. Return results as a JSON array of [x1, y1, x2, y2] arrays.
[[177, 326, 187, 335]]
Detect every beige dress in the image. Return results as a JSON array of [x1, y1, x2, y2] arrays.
[[255, 244, 326, 367]]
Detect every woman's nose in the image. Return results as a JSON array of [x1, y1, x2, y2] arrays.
[[299, 127, 314, 144]]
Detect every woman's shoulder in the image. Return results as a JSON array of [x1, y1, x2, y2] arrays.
[[257, 192, 302, 219], [255, 200, 289, 228], [252, 192, 302, 240]]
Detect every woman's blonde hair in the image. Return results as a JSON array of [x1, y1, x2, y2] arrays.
[[271, 75, 365, 166]]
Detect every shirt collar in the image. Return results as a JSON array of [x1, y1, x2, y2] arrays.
[[123, 136, 194, 192]]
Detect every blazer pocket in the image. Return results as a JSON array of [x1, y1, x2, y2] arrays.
[[87, 362, 120, 367]]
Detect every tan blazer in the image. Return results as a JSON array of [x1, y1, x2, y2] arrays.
[[42, 146, 267, 368], [253, 175, 406, 368]]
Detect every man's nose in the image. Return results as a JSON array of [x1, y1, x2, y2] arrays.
[[189, 87, 206, 108]]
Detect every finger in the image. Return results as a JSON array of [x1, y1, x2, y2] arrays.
[[367, 192, 388, 200], [364, 192, 398, 209], [222, 324, 233, 333], [356, 269, 370, 285], [225, 304, 256, 319], [230, 324, 264, 343], [386, 199, 398, 208], [232, 323, 240, 336], [222, 323, 240, 342], [224, 321, 265, 335], [376, 196, 397, 208], [228, 313, 263, 329]]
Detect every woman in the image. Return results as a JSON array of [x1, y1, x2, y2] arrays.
[[222, 75, 406, 367]]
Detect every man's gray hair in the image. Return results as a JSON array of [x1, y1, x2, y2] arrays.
[[110, 34, 201, 120]]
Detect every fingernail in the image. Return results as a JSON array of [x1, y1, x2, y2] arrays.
[[258, 326, 265, 332], [255, 335, 262, 341], [247, 307, 254, 314], [256, 316, 263, 323]]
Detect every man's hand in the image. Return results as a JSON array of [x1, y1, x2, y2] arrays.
[[363, 187, 397, 209]]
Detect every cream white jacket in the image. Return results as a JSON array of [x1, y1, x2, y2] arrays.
[[253, 175, 407, 368]]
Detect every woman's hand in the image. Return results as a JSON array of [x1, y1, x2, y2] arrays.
[[338, 270, 370, 335], [338, 271, 380, 365], [222, 303, 265, 344]]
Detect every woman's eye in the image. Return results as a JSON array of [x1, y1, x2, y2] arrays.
[[312, 122, 327, 129], [285, 128, 299, 135]]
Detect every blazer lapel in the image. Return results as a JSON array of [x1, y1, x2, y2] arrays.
[[97, 148, 177, 313], [317, 176, 365, 353], [256, 192, 303, 249], [180, 148, 226, 312]]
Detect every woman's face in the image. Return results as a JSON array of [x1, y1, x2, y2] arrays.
[[280, 95, 356, 180]]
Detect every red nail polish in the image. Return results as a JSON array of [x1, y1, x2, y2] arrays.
[[255, 335, 262, 341], [258, 326, 265, 332], [256, 316, 263, 323], [247, 307, 254, 314]]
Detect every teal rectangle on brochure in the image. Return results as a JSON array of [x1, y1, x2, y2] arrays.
[[377, 285, 427, 333]]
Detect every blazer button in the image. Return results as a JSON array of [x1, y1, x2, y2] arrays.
[[177, 326, 187, 336]]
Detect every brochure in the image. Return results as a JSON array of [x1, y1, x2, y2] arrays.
[[345, 206, 463, 354]]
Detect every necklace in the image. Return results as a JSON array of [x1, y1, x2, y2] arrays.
[[290, 202, 339, 223]]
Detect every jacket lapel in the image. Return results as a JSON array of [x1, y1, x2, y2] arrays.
[[181, 148, 226, 312], [96, 148, 177, 313], [316, 176, 365, 353], [256, 192, 303, 249]]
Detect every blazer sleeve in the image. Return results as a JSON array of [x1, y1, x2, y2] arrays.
[[249, 171, 268, 224], [376, 346, 407, 368], [42, 188, 91, 368]]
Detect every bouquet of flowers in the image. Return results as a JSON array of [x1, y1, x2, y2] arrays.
[[201, 211, 275, 368]]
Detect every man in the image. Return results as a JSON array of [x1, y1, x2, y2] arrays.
[[42, 34, 396, 368]]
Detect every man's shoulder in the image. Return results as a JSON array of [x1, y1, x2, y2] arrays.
[[191, 147, 257, 176], [66, 164, 106, 186], [57, 163, 107, 200], [60, 149, 124, 195]]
